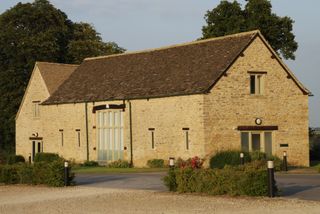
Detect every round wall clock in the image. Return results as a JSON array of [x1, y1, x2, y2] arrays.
[[255, 118, 262, 125]]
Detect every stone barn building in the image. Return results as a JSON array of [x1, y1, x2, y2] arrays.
[[16, 30, 311, 166]]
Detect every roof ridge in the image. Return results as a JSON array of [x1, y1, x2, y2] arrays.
[[85, 30, 260, 61], [36, 61, 79, 67]]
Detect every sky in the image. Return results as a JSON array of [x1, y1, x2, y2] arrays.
[[0, 0, 319, 127]]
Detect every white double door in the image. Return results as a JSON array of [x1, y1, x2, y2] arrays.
[[97, 110, 124, 162]]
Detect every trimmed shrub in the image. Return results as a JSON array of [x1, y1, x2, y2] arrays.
[[147, 159, 165, 168], [82, 160, 99, 167], [0, 160, 74, 187], [7, 155, 25, 164], [34, 153, 61, 163], [0, 164, 19, 184], [210, 151, 250, 169], [210, 151, 282, 171], [176, 156, 204, 169], [17, 163, 33, 184], [108, 160, 130, 168], [163, 168, 177, 191], [164, 161, 276, 196]]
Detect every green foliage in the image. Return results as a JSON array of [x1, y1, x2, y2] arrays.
[[210, 150, 282, 171], [0, 160, 74, 187], [164, 161, 275, 196], [210, 151, 250, 169], [147, 159, 165, 168], [34, 153, 61, 163], [163, 168, 177, 191], [7, 155, 25, 164], [202, 0, 298, 60], [0, 0, 125, 154], [0, 164, 19, 184], [82, 160, 99, 167], [310, 128, 320, 161], [107, 160, 130, 168]]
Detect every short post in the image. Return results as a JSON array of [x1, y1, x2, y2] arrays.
[[64, 161, 69, 187], [267, 161, 275, 198], [283, 151, 288, 172], [240, 152, 244, 165], [169, 157, 175, 168]]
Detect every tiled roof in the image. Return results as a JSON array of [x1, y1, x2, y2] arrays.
[[43, 31, 259, 104], [37, 62, 78, 95]]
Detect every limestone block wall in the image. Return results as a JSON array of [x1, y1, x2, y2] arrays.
[[16, 66, 49, 159], [203, 37, 309, 166], [129, 95, 205, 167], [38, 96, 205, 167]]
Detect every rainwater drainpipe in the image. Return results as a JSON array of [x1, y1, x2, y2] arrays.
[[85, 102, 89, 161], [129, 100, 133, 167]]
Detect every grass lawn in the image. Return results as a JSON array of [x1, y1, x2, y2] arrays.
[[73, 166, 169, 174]]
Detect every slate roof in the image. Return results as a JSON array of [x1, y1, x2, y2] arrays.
[[42, 30, 310, 105], [37, 62, 78, 95]]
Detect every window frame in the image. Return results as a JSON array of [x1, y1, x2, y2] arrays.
[[249, 72, 266, 95], [32, 101, 41, 118]]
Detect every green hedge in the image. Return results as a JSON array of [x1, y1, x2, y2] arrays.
[[0, 160, 74, 187], [210, 151, 282, 171], [107, 160, 130, 168], [82, 160, 99, 167], [34, 153, 61, 163], [163, 161, 277, 196], [7, 155, 25, 164], [147, 159, 165, 168]]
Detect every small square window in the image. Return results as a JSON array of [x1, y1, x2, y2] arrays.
[[250, 74, 264, 95], [32, 101, 40, 118]]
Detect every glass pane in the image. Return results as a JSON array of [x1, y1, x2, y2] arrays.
[[252, 133, 261, 151], [257, 75, 262, 94], [241, 132, 249, 152], [120, 111, 123, 127], [104, 112, 108, 127], [120, 128, 123, 150], [98, 112, 103, 127], [108, 128, 112, 161], [250, 75, 255, 94], [108, 112, 112, 127], [265, 132, 272, 156], [114, 112, 119, 126]]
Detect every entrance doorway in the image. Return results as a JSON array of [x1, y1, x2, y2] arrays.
[[240, 131, 273, 156], [97, 110, 124, 163], [31, 140, 43, 161]]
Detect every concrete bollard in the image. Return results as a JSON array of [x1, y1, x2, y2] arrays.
[[64, 161, 69, 187], [169, 157, 175, 168], [283, 151, 288, 171], [240, 152, 244, 165], [267, 161, 275, 198]]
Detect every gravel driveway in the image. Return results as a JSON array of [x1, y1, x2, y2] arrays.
[[1, 185, 320, 214]]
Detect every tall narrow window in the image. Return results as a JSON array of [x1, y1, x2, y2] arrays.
[[264, 132, 272, 156], [59, 129, 64, 146], [148, 128, 155, 149], [76, 129, 81, 147], [241, 132, 249, 152], [182, 128, 190, 150], [32, 101, 40, 118], [250, 74, 264, 95]]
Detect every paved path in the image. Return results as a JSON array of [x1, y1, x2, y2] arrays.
[[276, 174, 320, 201], [76, 172, 320, 201], [75, 172, 167, 191]]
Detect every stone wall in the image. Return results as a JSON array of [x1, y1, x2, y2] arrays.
[[16, 66, 49, 159], [203, 37, 309, 166], [16, 36, 309, 167]]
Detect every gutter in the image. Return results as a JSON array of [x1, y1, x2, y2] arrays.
[[85, 102, 89, 161], [129, 100, 133, 167]]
